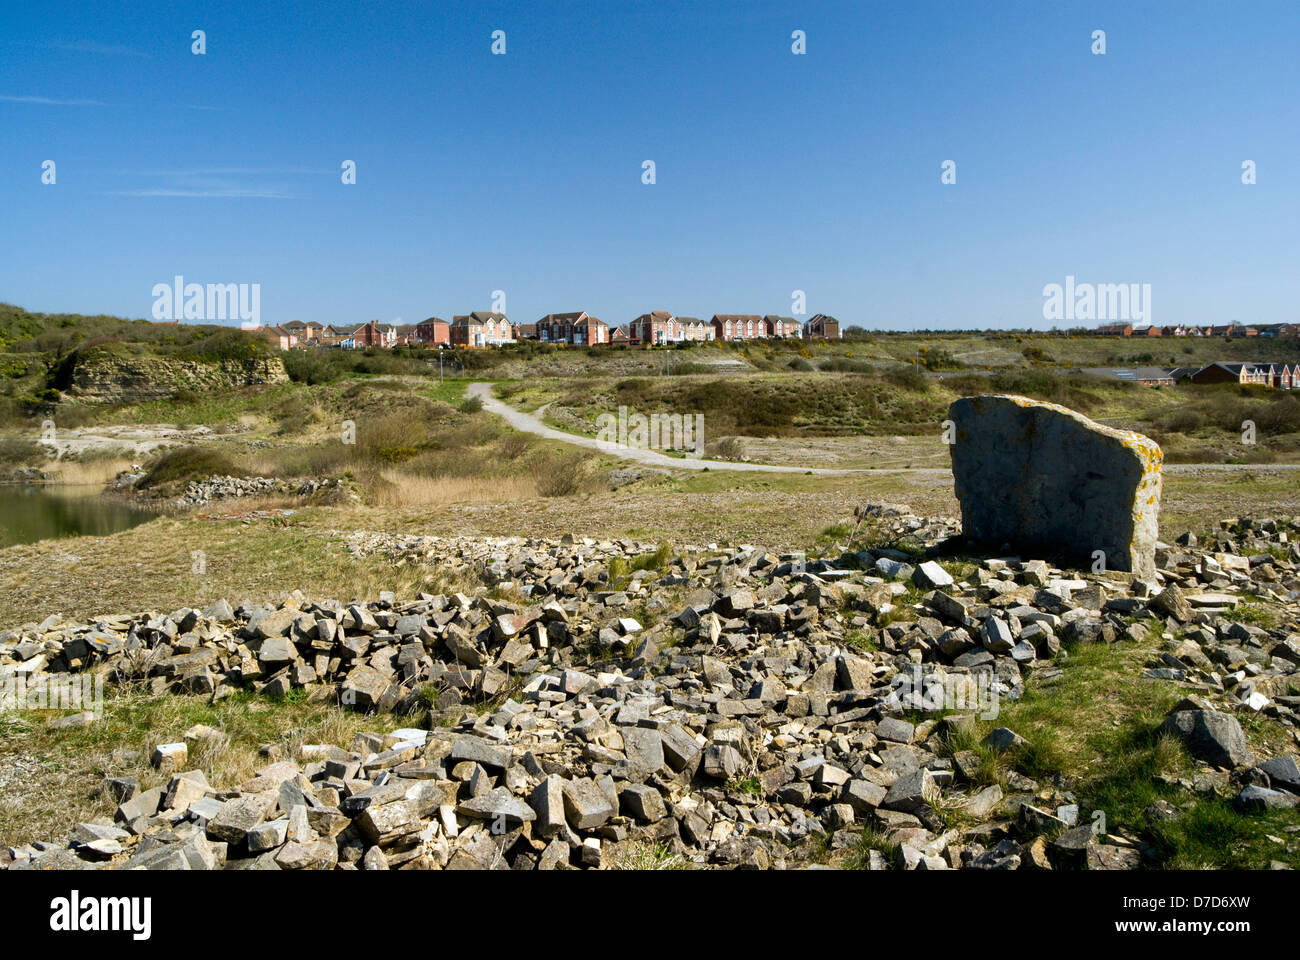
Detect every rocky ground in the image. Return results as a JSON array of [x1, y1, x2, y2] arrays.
[[2, 505, 1298, 870], [34, 423, 253, 461], [112, 472, 347, 507]]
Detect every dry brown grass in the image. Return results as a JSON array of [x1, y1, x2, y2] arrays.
[[194, 493, 315, 516], [46, 457, 134, 486], [370, 469, 538, 507]]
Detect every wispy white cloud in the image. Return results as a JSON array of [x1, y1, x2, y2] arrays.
[[109, 187, 298, 199], [0, 94, 106, 106], [107, 165, 318, 200], [120, 166, 329, 177]]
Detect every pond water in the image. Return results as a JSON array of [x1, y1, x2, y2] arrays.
[[0, 484, 158, 548]]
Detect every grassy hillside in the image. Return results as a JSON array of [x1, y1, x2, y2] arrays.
[[0, 303, 279, 423]]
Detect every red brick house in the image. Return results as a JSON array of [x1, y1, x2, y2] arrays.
[[414, 317, 450, 346], [628, 311, 713, 346], [764, 315, 803, 338], [804, 314, 840, 339], [537, 311, 610, 345], [711, 314, 766, 341], [345, 321, 396, 349], [451, 312, 513, 347], [282, 320, 325, 343]]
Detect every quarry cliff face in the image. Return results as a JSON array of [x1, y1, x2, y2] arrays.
[[66, 351, 288, 403]]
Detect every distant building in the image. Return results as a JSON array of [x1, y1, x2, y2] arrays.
[[629, 311, 714, 346], [282, 320, 325, 343], [1189, 362, 1275, 387], [261, 325, 297, 350], [1097, 367, 1176, 387], [711, 314, 766, 341], [537, 311, 609, 345], [764, 315, 803, 338], [804, 314, 840, 339], [343, 320, 396, 349], [414, 317, 450, 346], [1208, 323, 1255, 338], [451, 311, 513, 347], [1096, 323, 1134, 336]]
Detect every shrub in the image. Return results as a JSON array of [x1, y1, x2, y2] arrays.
[[533, 451, 589, 496], [707, 436, 746, 460], [138, 446, 241, 489], [883, 366, 927, 390], [0, 437, 43, 469], [497, 432, 534, 460], [1161, 408, 1207, 433], [818, 357, 874, 373]]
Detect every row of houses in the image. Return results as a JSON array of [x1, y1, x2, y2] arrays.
[[1102, 362, 1299, 388], [260, 311, 842, 350], [1178, 361, 1298, 389], [1096, 322, 1299, 338]]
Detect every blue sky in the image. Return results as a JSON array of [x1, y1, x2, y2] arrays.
[[1, 0, 1297, 331]]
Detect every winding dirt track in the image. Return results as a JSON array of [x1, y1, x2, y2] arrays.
[[466, 382, 871, 475], [468, 382, 1300, 480]]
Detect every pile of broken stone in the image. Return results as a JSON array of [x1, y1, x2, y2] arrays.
[[2, 509, 1298, 871], [175, 474, 342, 507]]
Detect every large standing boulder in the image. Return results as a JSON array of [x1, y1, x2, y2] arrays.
[[948, 395, 1163, 577]]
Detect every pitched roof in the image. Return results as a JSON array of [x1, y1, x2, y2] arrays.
[[452, 312, 508, 326], [540, 311, 607, 327], [1107, 367, 1175, 381]]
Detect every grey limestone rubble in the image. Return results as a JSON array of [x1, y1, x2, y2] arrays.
[[2, 509, 1298, 871], [948, 394, 1163, 578]]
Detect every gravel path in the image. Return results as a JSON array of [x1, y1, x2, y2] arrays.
[[470, 383, 1300, 480], [467, 382, 869, 475]]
